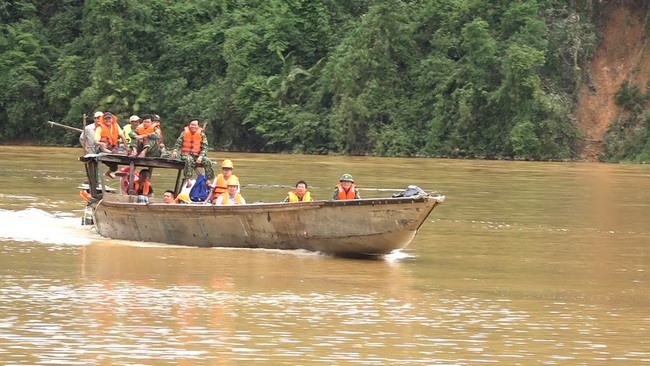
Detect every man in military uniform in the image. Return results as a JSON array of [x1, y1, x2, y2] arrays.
[[332, 173, 360, 200], [170, 118, 214, 186]]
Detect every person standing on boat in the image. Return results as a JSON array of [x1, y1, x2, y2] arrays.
[[130, 114, 162, 158], [215, 177, 246, 205], [80, 111, 101, 154], [170, 118, 215, 187], [284, 180, 313, 202], [332, 174, 360, 200], [206, 159, 239, 203], [123, 115, 141, 145], [95, 112, 128, 154]]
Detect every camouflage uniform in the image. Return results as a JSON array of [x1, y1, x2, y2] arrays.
[[130, 129, 161, 157], [172, 130, 215, 181]]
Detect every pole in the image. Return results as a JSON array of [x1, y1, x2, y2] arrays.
[[45, 120, 84, 133]]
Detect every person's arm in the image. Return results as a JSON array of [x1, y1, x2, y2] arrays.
[[283, 195, 290, 203], [199, 131, 209, 158], [171, 133, 184, 158], [215, 195, 223, 205], [240, 196, 246, 204], [332, 188, 338, 200], [355, 189, 361, 199]]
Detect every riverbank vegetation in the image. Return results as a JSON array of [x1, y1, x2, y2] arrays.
[[1, 0, 648, 161]]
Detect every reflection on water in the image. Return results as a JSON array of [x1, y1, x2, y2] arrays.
[[1, 147, 650, 364]]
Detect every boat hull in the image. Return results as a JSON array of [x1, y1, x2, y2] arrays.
[[92, 194, 443, 255]]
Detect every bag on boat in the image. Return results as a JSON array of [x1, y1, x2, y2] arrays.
[[392, 185, 426, 198], [189, 173, 209, 202]]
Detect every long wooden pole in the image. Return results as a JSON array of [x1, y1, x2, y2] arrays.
[[45, 120, 83, 133]]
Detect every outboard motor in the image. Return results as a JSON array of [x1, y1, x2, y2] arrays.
[[392, 185, 427, 198]]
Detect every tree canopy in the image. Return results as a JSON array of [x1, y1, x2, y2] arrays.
[[2, 0, 643, 161]]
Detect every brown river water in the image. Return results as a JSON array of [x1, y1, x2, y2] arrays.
[[0, 146, 649, 365]]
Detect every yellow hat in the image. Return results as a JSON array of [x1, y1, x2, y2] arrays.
[[226, 177, 239, 186], [176, 191, 190, 203], [221, 159, 234, 168]]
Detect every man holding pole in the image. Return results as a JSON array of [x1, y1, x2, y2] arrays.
[[80, 111, 101, 154]]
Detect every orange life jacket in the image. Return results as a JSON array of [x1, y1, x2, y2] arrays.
[[181, 126, 204, 156], [152, 121, 164, 144], [212, 174, 238, 198], [134, 180, 151, 195], [97, 115, 120, 148], [219, 192, 243, 205], [288, 191, 312, 202], [136, 124, 157, 145], [336, 183, 357, 200]]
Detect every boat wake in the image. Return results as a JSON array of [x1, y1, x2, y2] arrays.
[[0, 208, 99, 246]]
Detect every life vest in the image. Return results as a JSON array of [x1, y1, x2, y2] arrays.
[[212, 174, 238, 198], [219, 192, 243, 205], [181, 126, 204, 156], [136, 124, 157, 145], [134, 180, 151, 195], [97, 115, 119, 148], [288, 191, 312, 202], [336, 183, 357, 200], [152, 121, 164, 144], [123, 124, 134, 144]]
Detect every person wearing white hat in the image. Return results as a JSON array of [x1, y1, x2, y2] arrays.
[[123, 115, 141, 145], [79, 111, 102, 154]]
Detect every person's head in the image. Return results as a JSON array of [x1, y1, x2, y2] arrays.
[[93, 111, 103, 122], [339, 174, 354, 188], [295, 180, 307, 195], [141, 114, 152, 128], [221, 159, 234, 178], [188, 119, 200, 133], [163, 190, 175, 203], [103, 112, 113, 123], [129, 115, 141, 126], [152, 114, 161, 122], [226, 176, 239, 195], [139, 169, 150, 181]]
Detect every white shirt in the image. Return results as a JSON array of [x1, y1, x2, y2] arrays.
[[80, 123, 96, 153]]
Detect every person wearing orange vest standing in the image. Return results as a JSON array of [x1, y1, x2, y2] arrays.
[[332, 174, 360, 200], [94, 112, 128, 154], [284, 180, 313, 202], [215, 177, 246, 205], [151, 114, 168, 157], [170, 118, 215, 186], [206, 159, 239, 203], [129, 114, 161, 157]]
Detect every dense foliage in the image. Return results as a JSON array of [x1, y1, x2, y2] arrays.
[[0, 0, 637, 160]]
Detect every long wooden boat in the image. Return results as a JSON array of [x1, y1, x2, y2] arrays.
[[80, 154, 444, 256]]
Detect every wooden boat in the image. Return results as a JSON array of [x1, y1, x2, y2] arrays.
[[80, 154, 445, 256]]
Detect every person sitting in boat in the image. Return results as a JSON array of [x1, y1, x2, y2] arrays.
[[170, 118, 215, 188], [284, 180, 313, 202], [163, 190, 176, 204], [332, 174, 360, 200], [95, 111, 128, 154], [115, 166, 139, 195], [206, 159, 239, 203], [123, 115, 141, 145], [151, 114, 169, 157], [134, 169, 154, 196], [215, 177, 246, 205], [130, 114, 162, 158]]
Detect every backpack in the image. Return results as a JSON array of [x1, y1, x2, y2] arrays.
[[189, 173, 209, 202]]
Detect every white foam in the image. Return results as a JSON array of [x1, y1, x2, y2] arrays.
[[0, 208, 97, 245]]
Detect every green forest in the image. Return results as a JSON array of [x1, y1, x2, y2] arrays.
[[1, 0, 649, 161]]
